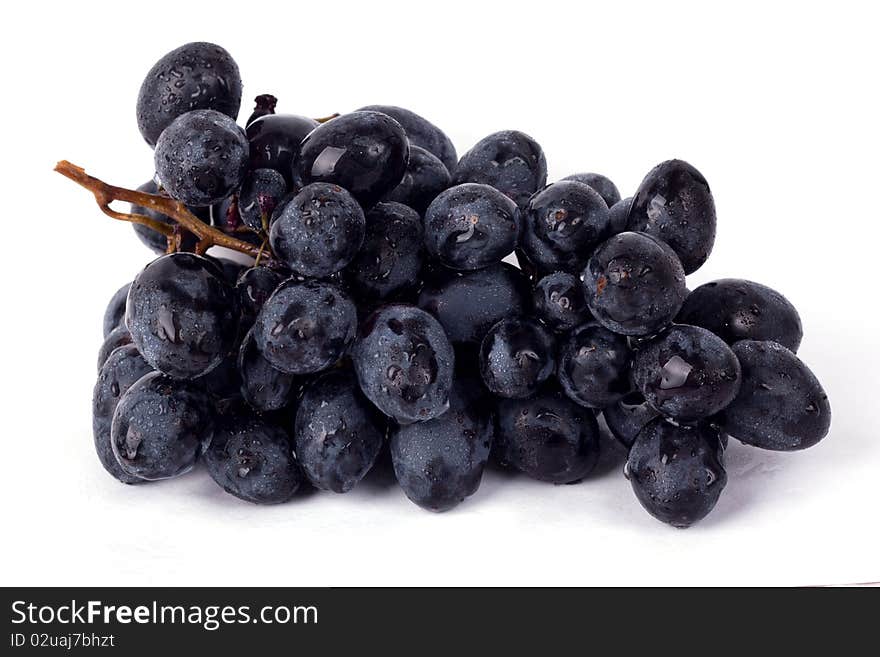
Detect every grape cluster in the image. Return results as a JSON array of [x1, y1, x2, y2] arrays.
[[89, 42, 831, 527]]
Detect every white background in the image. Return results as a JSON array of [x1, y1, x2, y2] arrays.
[[1, 0, 877, 586]]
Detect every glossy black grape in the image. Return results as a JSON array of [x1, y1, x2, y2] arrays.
[[452, 130, 547, 208], [479, 317, 555, 399], [253, 279, 356, 375], [581, 232, 687, 336], [424, 183, 520, 270], [532, 272, 591, 332], [418, 262, 531, 344], [382, 145, 450, 214], [346, 202, 424, 300], [269, 183, 366, 277], [235, 266, 283, 328], [358, 104, 458, 173], [626, 418, 727, 528], [238, 168, 287, 232], [154, 109, 249, 207], [126, 253, 239, 379], [237, 329, 298, 412], [136, 42, 242, 147], [352, 304, 455, 424], [97, 325, 132, 372], [627, 159, 716, 274], [245, 94, 277, 126], [677, 279, 803, 352], [558, 322, 632, 409], [130, 180, 204, 254], [294, 369, 384, 493], [102, 283, 130, 338], [607, 196, 633, 235], [521, 180, 610, 274], [719, 340, 831, 451], [111, 371, 213, 480], [205, 407, 302, 504], [495, 388, 600, 484], [293, 111, 409, 207], [562, 172, 621, 208], [92, 345, 154, 484], [390, 378, 494, 512], [246, 113, 318, 183], [632, 325, 741, 421], [603, 392, 660, 450]]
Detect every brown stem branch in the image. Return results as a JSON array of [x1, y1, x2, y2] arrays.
[[54, 160, 281, 267]]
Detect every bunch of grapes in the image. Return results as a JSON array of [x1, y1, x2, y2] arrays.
[[76, 42, 831, 527]]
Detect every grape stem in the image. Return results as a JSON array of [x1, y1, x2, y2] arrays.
[[54, 161, 281, 266]]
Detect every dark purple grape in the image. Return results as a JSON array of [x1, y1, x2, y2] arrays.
[[602, 392, 660, 450], [136, 42, 242, 147], [253, 279, 357, 375], [627, 418, 727, 528], [521, 180, 610, 274], [102, 282, 130, 338], [581, 232, 687, 336], [631, 325, 741, 421], [627, 159, 716, 274], [719, 340, 830, 451], [238, 168, 287, 232], [532, 272, 591, 332], [479, 317, 556, 399], [352, 304, 455, 424], [246, 112, 318, 183], [561, 172, 621, 207], [381, 145, 450, 214], [293, 111, 409, 207], [557, 322, 632, 409], [358, 104, 458, 173], [677, 279, 803, 352], [237, 329, 298, 412], [452, 130, 547, 208]]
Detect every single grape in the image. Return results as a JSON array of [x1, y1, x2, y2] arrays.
[[581, 232, 687, 336], [627, 159, 716, 274], [92, 345, 154, 484], [626, 418, 727, 528], [154, 109, 249, 207], [293, 111, 409, 207], [479, 317, 556, 399], [718, 340, 830, 451], [238, 329, 298, 412], [532, 272, 591, 332], [246, 113, 318, 183], [677, 279, 803, 352], [136, 42, 242, 147], [452, 130, 547, 208], [390, 378, 494, 512], [521, 180, 610, 274], [205, 407, 302, 504], [102, 282, 130, 338], [495, 387, 600, 484], [346, 202, 424, 300], [381, 145, 450, 214], [424, 183, 521, 270], [562, 172, 621, 207], [195, 349, 243, 405], [269, 183, 365, 277], [607, 196, 633, 235], [97, 325, 132, 372], [253, 279, 357, 375], [294, 369, 384, 493], [558, 322, 632, 409], [238, 168, 287, 232], [602, 392, 660, 450], [417, 262, 531, 344], [357, 104, 458, 173], [111, 371, 213, 480], [125, 253, 239, 379], [235, 266, 283, 329], [631, 324, 742, 421], [352, 304, 455, 424]]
